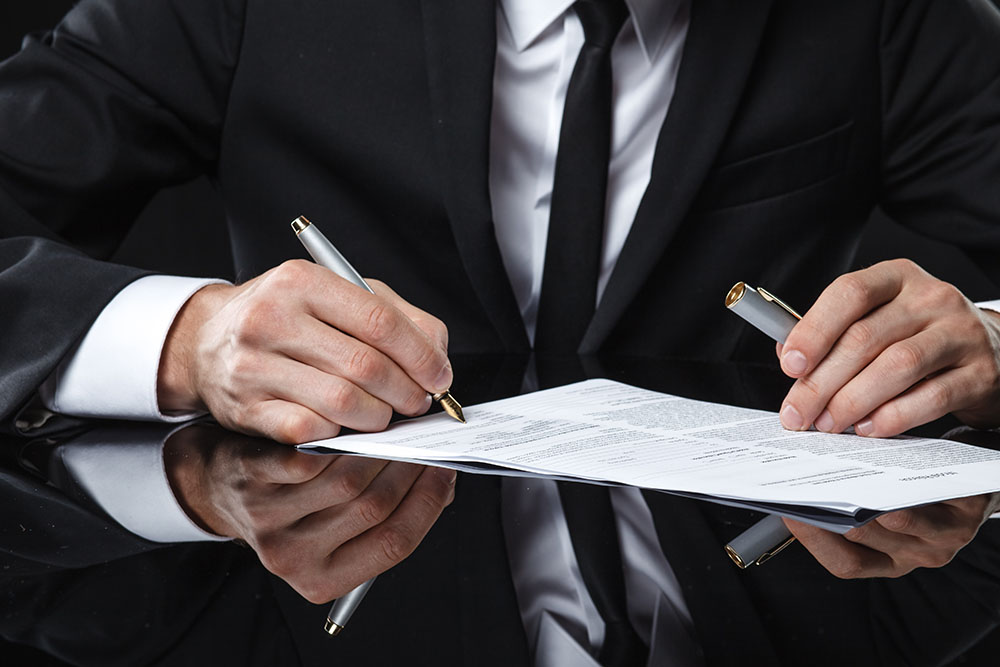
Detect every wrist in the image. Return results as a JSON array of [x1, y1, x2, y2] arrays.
[[157, 283, 232, 413], [163, 425, 232, 537]]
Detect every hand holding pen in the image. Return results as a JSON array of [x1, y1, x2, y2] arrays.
[[292, 216, 465, 634], [156, 215, 463, 620]]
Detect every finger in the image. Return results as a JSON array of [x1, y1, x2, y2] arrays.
[[322, 465, 457, 597], [783, 518, 899, 578], [240, 444, 337, 485], [300, 267, 452, 394], [779, 303, 927, 430], [854, 366, 977, 437], [368, 279, 450, 354], [307, 461, 429, 543], [280, 314, 433, 417], [261, 356, 394, 433], [781, 263, 908, 378], [235, 398, 342, 444], [807, 328, 958, 433], [874, 504, 967, 541], [270, 455, 392, 517]]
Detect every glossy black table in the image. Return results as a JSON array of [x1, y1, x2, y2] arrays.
[[3, 355, 1000, 666]]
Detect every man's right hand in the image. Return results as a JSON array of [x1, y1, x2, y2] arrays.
[[156, 260, 453, 443]]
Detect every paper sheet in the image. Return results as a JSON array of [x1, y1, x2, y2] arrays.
[[298, 379, 1000, 526]]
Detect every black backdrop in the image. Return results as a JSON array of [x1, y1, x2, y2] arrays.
[[1, 3, 999, 666]]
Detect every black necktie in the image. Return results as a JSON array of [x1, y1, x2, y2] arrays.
[[535, 3, 645, 664], [558, 483, 647, 667], [534, 0, 629, 354]]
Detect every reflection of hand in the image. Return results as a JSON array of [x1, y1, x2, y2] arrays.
[[165, 425, 456, 602], [777, 259, 1000, 437], [784, 492, 1000, 578], [157, 260, 453, 443]]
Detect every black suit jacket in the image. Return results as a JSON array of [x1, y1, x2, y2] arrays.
[[4, 0, 1000, 664]]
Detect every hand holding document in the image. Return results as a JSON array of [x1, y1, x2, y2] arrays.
[[299, 379, 1000, 532]]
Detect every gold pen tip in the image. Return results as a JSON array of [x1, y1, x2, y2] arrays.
[[434, 391, 466, 423], [291, 215, 312, 234], [324, 618, 344, 636]]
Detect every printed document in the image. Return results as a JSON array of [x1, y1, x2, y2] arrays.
[[298, 379, 1000, 529]]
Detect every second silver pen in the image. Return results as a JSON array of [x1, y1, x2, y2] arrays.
[[723, 281, 799, 568], [291, 214, 463, 635]]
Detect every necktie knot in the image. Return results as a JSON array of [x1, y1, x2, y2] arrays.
[[575, 0, 629, 50]]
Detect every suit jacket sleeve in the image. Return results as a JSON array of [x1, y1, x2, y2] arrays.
[[879, 0, 1000, 283], [0, 0, 247, 431]]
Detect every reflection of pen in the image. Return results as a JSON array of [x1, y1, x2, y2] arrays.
[[722, 281, 800, 568], [291, 215, 465, 635]]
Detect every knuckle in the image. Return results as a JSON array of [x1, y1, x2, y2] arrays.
[[375, 524, 415, 566], [923, 377, 953, 413], [828, 390, 864, 424], [345, 346, 384, 385], [425, 316, 449, 349], [402, 388, 431, 416], [355, 494, 392, 528], [233, 300, 281, 345], [925, 280, 963, 310], [923, 548, 955, 569], [880, 511, 916, 534], [256, 536, 298, 576], [411, 341, 444, 378], [841, 320, 877, 356], [794, 374, 825, 402], [886, 257, 918, 275], [886, 341, 924, 373], [297, 581, 334, 605], [834, 273, 872, 307], [276, 412, 317, 444], [829, 555, 865, 580], [364, 301, 399, 345], [272, 259, 312, 288], [333, 467, 369, 502], [324, 381, 358, 417]]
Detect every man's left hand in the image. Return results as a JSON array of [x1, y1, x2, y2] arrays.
[[775, 259, 1000, 577], [784, 493, 1000, 578], [778, 258, 1000, 437]]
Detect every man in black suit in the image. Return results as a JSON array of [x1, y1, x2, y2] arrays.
[[4, 0, 1000, 663]]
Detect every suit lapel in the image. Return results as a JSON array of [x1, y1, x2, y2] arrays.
[[581, 0, 775, 353], [420, 0, 530, 353]]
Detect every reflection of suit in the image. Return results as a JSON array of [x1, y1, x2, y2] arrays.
[[3, 0, 1000, 663]]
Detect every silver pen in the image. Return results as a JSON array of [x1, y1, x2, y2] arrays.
[[291, 215, 465, 634], [722, 281, 799, 568]]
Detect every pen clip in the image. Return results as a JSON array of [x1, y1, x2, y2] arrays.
[[752, 533, 797, 566], [757, 287, 803, 321]]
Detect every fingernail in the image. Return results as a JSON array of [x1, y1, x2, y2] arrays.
[[855, 419, 874, 436], [781, 404, 804, 430], [781, 349, 808, 375], [815, 409, 835, 432], [434, 363, 453, 393]]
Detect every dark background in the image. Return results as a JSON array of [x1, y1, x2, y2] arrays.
[[1, 2, 999, 665]]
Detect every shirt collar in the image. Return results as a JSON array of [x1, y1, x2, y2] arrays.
[[499, 0, 684, 62]]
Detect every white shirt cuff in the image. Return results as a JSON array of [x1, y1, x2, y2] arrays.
[[55, 424, 228, 543], [40, 274, 227, 421]]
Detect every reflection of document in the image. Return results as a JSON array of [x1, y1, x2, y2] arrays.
[[298, 379, 1000, 530]]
